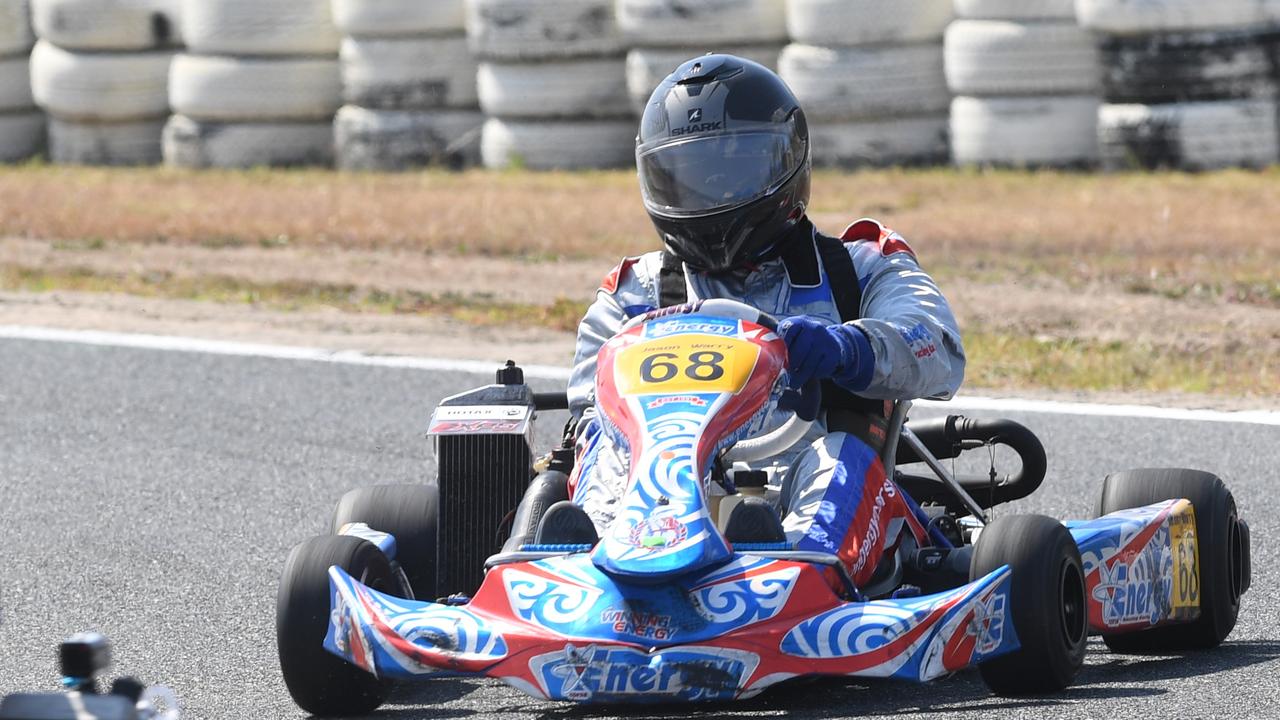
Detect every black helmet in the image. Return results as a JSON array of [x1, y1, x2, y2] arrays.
[[636, 54, 810, 274]]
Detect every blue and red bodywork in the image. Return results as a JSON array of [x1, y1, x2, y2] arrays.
[[323, 311, 1203, 703], [326, 555, 1016, 700]]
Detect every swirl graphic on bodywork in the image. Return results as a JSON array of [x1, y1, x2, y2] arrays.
[[783, 601, 924, 659], [389, 604, 507, 658], [326, 566, 508, 678], [505, 568, 604, 625], [693, 567, 801, 627], [605, 411, 717, 562]]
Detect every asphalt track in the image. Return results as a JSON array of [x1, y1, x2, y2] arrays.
[[0, 336, 1276, 720]]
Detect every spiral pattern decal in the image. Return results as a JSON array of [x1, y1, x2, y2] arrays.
[[325, 566, 508, 678], [505, 568, 604, 625], [692, 566, 801, 628], [782, 600, 925, 661]]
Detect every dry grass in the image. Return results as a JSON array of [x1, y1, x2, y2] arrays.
[[0, 264, 587, 331], [2, 262, 1272, 396], [1, 164, 1277, 398], [0, 164, 649, 259], [2, 164, 1277, 304], [962, 328, 1273, 396]]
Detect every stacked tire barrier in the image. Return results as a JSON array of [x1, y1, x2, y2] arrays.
[[470, 0, 632, 170], [945, 0, 1101, 167], [779, 0, 952, 167], [1081, 0, 1280, 170], [165, 0, 341, 169], [620, 0, 786, 115], [28, 0, 179, 165], [333, 0, 482, 171], [0, 0, 42, 162]]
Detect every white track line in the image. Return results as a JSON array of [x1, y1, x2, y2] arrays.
[[2, 325, 1277, 426], [0, 325, 574, 380]]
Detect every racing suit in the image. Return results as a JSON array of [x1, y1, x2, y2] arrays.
[[567, 217, 965, 586]]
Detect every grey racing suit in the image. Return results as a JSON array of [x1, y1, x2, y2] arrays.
[[566, 217, 965, 566]]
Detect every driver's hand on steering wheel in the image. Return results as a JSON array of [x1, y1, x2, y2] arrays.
[[778, 315, 872, 389]]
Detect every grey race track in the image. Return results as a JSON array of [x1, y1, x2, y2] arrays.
[[0, 338, 1276, 720]]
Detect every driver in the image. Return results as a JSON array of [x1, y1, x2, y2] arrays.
[[563, 55, 965, 588]]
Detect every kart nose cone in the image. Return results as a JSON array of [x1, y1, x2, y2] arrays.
[[591, 510, 732, 582]]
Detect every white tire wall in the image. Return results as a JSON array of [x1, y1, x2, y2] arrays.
[[169, 54, 341, 122], [778, 43, 948, 120], [30, 41, 171, 121], [163, 114, 334, 168], [810, 116, 948, 167], [467, 0, 623, 60], [335, 105, 482, 170], [0, 111, 45, 161], [950, 95, 1100, 166], [331, 0, 464, 38], [617, 0, 786, 46], [30, 0, 180, 50], [0, 56, 34, 111], [48, 117, 164, 164], [481, 117, 634, 170], [954, 0, 1076, 20], [1075, 0, 1265, 35], [180, 0, 339, 56], [0, 0, 35, 55], [626, 45, 781, 112], [478, 58, 630, 119], [1098, 99, 1280, 170], [786, 0, 952, 46], [341, 36, 476, 110], [944, 20, 1100, 95]]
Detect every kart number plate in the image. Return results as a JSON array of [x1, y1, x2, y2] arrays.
[[1170, 504, 1201, 610], [614, 334, 760, 396]]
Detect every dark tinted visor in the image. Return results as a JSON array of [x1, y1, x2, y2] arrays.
[[638, 122, 804, 217]]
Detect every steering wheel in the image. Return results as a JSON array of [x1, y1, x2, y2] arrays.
[[622, 299, 822, 463]]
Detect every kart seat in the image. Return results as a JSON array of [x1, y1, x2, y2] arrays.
[[723, 497, 787, 544], [534, 501, 599, 546]]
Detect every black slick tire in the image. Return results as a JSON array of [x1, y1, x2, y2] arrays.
[[971, 514, 1087, 695], [276, 535, 392, 717], [332, 483, 440, 600], [1095, 468, 1244, 652]]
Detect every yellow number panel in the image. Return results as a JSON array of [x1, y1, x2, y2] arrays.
[[614, 335, 761, 396], [1170, 501, 1201, 611]]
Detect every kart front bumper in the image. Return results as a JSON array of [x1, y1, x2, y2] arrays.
[[324, 555, 1018, 703]]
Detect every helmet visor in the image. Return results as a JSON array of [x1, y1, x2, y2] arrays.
[[638, 125, 805, 217]]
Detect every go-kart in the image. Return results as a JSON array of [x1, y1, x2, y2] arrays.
[[276, 300, 1252, 716]]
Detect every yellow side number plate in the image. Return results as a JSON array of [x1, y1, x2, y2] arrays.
[[1170, 503, 1201, 610], [615, 335, 761, 396]]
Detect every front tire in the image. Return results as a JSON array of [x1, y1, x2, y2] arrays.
[[333, 483, 440, 600], [1096, 468, 1245, 652], [972, 514, 1087, 695], [277, 535, 391, 717]]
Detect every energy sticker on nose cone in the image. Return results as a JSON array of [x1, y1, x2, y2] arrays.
[[613, 334, 761, 397]]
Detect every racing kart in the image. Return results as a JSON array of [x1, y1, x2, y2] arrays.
[[276, 300, 1252, 716]]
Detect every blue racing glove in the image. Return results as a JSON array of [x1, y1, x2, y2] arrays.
[[777, 315, 875, 391]]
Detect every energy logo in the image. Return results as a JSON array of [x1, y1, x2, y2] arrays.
[[966, 591, 1007, 655], [535, 644, 755, 701]]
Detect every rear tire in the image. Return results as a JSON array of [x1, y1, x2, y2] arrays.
[[971, 514, 1087, 695], [332, 483, 440, 600], [1096, 468, 1244, 652], [277, 535, 391, 717]]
